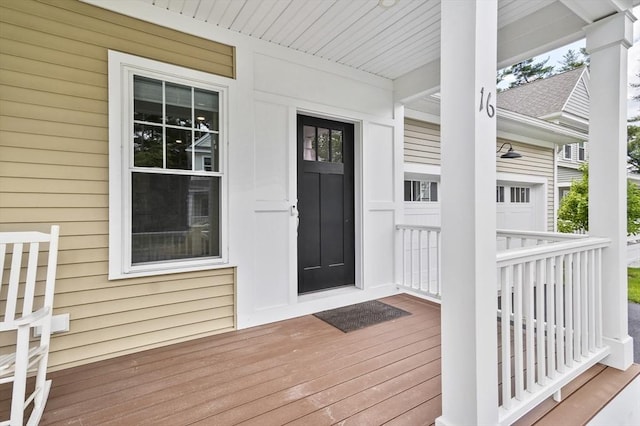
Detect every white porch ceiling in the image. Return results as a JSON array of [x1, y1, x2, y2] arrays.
[[140, 0, 635, 81]]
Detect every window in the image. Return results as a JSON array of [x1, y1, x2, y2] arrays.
[[404, 180, 438, 202], [303, 126, 343, 163], [564, 144, 572, 160], [578, 142, 585, 161], [496, 186, 505, 203], [108, 51, 229, 279], [510, 186, 530, 203]]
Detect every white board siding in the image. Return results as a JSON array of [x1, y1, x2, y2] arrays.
[[404, 119, 555, 230], [564, 76, 590, 120], [0, 0, 236, 371], [558, 165, 584, 184]]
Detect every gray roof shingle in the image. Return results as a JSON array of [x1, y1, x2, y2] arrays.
[[496, 67, 586, 118]]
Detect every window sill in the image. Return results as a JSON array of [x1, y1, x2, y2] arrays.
[[108, 261, 235, 281]]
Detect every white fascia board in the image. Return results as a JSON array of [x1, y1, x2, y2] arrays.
[[496, 109, 587, 147], [81, 0, 392, 91], [538, 111, 589, 132], [404, 107, 440, 125]]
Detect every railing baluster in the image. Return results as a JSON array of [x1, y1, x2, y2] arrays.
[[581, 250, 589, 357], [409, 229, 414, 289], [513, 263, 524, 400], [573, 252, 581, 362], [525, 261, 535, 391], [417, 229, 423, 291], [596, 248, 603, 348], [402, 229, 406, 289], [546, 257, 555, 379], [536, 259, 546, 386], [588, 249, 596, 352], [436, 230, 441, 297], [555, 255, 565, 373], [425, 230, 431, 294], [566, 253, 574, 368], [501, 265, 511, 409]]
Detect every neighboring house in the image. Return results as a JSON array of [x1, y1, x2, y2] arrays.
[[497, 67, 590, 204], [0, 1, 637, 424], [400, 95, 585, 232]]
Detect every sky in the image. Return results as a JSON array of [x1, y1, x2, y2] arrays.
[[501, 7, 640, 119]]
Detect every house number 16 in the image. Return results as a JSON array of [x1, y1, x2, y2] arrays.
[[479, 87, 495, 118]]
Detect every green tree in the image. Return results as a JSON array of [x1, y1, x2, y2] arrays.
[[502, 58, 554, 88], [558, 49, 588, 72], [558, 164, 640, 235], [628, 124, 640, 171]]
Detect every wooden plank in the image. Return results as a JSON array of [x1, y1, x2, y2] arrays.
[[0, 52, 106, 87], [0, 84, 107, 114], [0, 68, 107, 101], [0, 115, 109, 140], [1, 2, 234, 74], [0, 98, 107, 128], [0, 177, 108, 194]]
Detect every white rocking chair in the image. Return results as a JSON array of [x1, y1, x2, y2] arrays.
[[0, 226, 60, 426]]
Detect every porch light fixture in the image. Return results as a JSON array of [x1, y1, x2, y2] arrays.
[[497, 142, 522, 159], [378, 0, 398, 8]]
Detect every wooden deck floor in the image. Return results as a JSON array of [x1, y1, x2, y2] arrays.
[[2, 294, 638, 425]]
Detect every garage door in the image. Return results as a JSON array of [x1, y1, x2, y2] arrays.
[[403, 178, 543, 231], [496, 183, 541, 231]]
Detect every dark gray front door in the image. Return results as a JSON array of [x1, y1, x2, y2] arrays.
[[297, 115, 355, 294]]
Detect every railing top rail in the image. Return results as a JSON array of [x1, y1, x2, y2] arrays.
[[496, 229, 587, 240], [396, 224, 441, 231], [496, 236, 610, 266]]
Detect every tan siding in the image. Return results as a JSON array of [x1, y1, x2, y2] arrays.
[[496, 139, 555, 231], [404, 119, 441, 165], [0, 0, 237, 370], [404, 119, 555, 230]]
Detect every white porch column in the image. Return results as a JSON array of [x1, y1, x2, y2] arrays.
[[585, 11, 635, 370], [436, 1, 499, 425]]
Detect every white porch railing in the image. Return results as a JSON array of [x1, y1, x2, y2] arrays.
[[496, 236, 610, 424], [396, 224, 611, 424], [397, 225, 441, 300]]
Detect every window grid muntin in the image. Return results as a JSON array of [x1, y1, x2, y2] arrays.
[[132, 75, 221, 176], [404, 180, 438, 202], [510, 186, 530, 203]]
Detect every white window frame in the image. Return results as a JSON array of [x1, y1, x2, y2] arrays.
[[108, 51, 230, 280], [578, 142, 586, 162], [563, 144, 572, 160]]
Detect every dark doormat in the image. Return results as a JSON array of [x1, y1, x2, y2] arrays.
[[313, 300, 411, 333]]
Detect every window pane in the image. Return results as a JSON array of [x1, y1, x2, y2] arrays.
[[134, 76, 163, 124], [430, 182, 438, 202], [331, 130, 343, 163], [194, 89, 219, 131], [165, 83, 192, 127], [192, 132, 219, 172], [317, 128, 329, 162], [131, 173, 220, 264], [303, 125, 316, 161], [166, 128, 193, 170], [133, 124, 163, 168], [404, 181, 411, 201]]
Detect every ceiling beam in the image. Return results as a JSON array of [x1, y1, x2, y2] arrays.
[[393, 59, 440, 103]]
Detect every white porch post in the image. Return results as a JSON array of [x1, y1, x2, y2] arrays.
[[436, 1, 499, 425], [585, 11, 635, 370]]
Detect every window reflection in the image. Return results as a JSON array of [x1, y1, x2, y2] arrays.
[[131, 173, 220, 264], [303, 125, 316, 161]]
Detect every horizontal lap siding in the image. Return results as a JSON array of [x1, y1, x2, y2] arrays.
[[0, 0, 236, 371], [404, 119, 555, 230]]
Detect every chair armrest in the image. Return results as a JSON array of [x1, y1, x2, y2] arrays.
[[13, 307, 51, 326]]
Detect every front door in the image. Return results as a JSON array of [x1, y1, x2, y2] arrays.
[[297, 115, 355, 294]]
